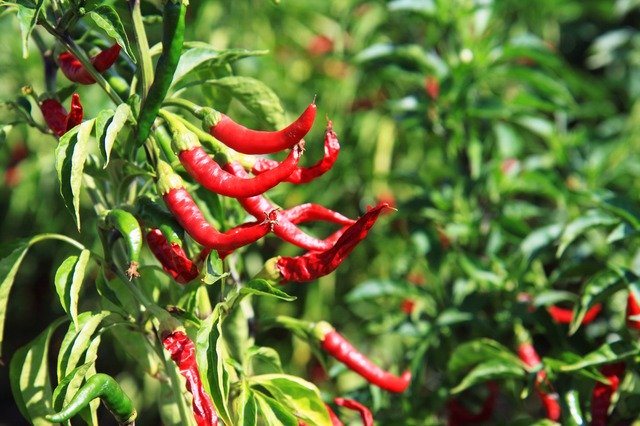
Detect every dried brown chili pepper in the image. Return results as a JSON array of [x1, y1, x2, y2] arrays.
[[58, 44, 121, 85], [156, 161, 271, 251], [591, 362, 625, 426], [162, 331, 218, 426], [204, 102, 317, 155], [146, 229, 199, 284], [547, 303, 602, 325], [40, 93, 83, 136], [312, 321, 411, 393], [251, 120, 340, 184]]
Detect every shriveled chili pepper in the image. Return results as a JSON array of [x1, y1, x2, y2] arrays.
[[265, 203, 389, 282], [58, 44, 121, 85], [157, 161, 271, 251], [45, 373, 137, 425], [168, 117, 303, 197], [147, 228, 199, 284], [136, 0, 186, 148], [334, 398, 374, 426], [251, 120, 340, 184], [104, 209, 143, 279], [591, 362, 625, 426], [626, 292, 640, 330], [162, 330, 218, 426], [517, 339, 561, 421], [204, 101, 317, 155], [547, 303, 602, 325], [40, 93, 83, 136], [312, 321, 411, 393], [447, 382, 499, 425]]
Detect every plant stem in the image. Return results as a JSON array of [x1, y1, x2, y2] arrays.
[[129, 0, 154, 97], [162, 98, 205, 118], [29, 233, 86, 251]]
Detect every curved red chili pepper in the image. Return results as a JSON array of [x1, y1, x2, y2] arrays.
[[146, 229, 199, 284], [58, 44, 121, 85], [334, 398, 374, 426], [207, 102, 317, 154], [40, 93, 84, 136], [251, 120, 340, 184], [626, 292, 640, 330], [547, 303, 602, 325], [226, 162, 353, 251], [316, 322, 411, 393], [517, 343, 561, 421], [275, 203, 389, 282], [162, 331, 218, 426], [447, 382, 499, 425], [325, 404, 344, 426], [157, 161, 271, 251], [591, 362, 625, 426]]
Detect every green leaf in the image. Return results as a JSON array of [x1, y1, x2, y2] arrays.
[[10, 317, 67, 424], [16, 0, 46, 58], [388, 0, 436, 16], [560, 340, 640, 372], [557, 211, 618, 257], [240, 279, 296, 301], [159, 382, 183, 426], [196, 306, 233, 425], [55, 119, 95, 230], [0, 100, 32, 125], [520, 223, 563, 262], [102, 103, 130, 167], [234, 384, 258, 426], [448, 338, 524, 377], [203, 76, 286, 128], [57, 311, 110, 380], [87, 5, 135, 62], [570, 268, 626, 335], [95, 108, 115, 145], [254, 393, 298, 426], [0, 238, 30, 359], [172, 46, 268, 89], [54, 250, 90, 329], [451, 359, 525, 394], [246, 346, 283, 375], [593, 191, 640, 229], [249, 374, 332, 426], [52, 362, 93, 412], [345, 279, 418, 302]]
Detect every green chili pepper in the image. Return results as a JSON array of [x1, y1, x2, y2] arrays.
[[135, 195, 185, 246], [46, 373, 137, 425], [105, 209, 143, 279], [135, 0, 186, 150]]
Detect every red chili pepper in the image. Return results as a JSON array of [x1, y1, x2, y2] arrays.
[[226, 162, 354, 251], [206, 102, 317, 154], [4, 144, 29, 187], [162, 331, 218, 426], [334, 398, 374, 426], [273, 203, 389, 282], [424, 76, 440, 100], [325, 404, 344, 426], [591, 362, 625, 426], [251, 120, 340, 184], [314, 321, 411, 393], [547, 303, 602, 325], [58, 44, 121, 85], [401, 299, 416, 314], [146, 229, 199, 284], [447, 382, 499, 425], [517, 343, 561, 421], [40, 93, 83, 136], [626, 292, 640, 330], [156, 161, 271, 251]]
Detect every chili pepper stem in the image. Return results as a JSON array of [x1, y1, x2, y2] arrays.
[[160, 109, 225, 155], [163, 97, 207, 119]]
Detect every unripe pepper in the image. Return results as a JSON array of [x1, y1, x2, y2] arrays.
[[58, 44, 121, 85], [45, 373, 137, 425], [156, 161, 271, 251], [163, 331, 218, 426], [104, 209, 143, 279], [312, 321, 411, 393], [251, 120, 340, 184], [591, 362, 625, 426], [40, 93, 83, 136], [166, 115, 303, 197], [204, 101, 317, 154]]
